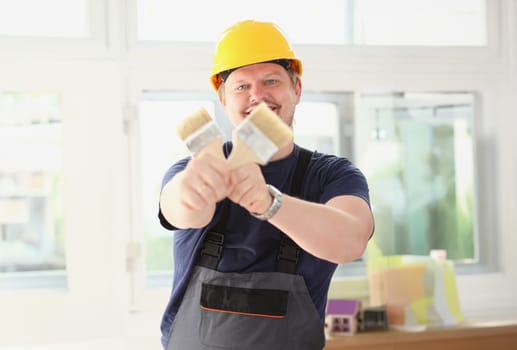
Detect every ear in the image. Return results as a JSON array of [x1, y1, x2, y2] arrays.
[[218, 91, 226, 107], [294, 78, 302, 104]]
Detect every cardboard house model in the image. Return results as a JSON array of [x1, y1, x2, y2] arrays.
[[325, 299, 361, 335]]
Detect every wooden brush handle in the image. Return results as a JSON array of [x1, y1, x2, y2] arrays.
[[226, 138, 265, 169], [195, 136, 225, 159]]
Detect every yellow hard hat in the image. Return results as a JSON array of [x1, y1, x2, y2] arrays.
[[210, 19, 303, 91]]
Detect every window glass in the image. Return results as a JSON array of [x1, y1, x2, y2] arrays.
[[294, 102, 340, 155], [358, 92, 476, 260], [0, 92, 65, 285], [136, 0, 350, 44], [0, 0, 89, 38], [355, 0, 486, 46]]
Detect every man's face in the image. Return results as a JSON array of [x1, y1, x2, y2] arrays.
[[219, 62, 302, 129]]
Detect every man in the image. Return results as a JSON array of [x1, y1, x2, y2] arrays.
[[158, 19, 374, 350]]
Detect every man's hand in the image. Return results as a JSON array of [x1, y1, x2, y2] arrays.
[[177, 152, 232, 211], [160, 151, 232, 229], [227, 163, 272, 216]]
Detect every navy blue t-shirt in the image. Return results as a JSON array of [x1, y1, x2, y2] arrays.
[[158, 144, 371, 346]]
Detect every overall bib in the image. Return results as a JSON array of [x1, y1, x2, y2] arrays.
[[166, 148, 326, 350]]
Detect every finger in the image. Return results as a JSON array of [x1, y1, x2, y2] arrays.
[[199, 172, 232, 200], [227, 180, 251, 203], [183, 163, 229, 201], [181, 188, 209, 211], [197, 183, 213, 200]]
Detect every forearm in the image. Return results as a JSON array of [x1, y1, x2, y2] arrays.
[[268, 195, 373, 264]]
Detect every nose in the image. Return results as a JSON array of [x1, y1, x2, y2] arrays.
[[248, 83, 268, 104]]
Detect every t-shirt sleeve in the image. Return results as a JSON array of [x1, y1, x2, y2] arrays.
[[311, 155, 371, 207], [314, 155, 374, 238]]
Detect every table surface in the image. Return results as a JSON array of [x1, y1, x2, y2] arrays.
[[323, 320, 517, 350]]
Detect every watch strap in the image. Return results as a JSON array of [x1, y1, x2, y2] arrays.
[[251, 184, 283, 221]]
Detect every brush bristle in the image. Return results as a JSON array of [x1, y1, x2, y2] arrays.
[[176, 107, 213, 141], [247, 102, 293, 147]]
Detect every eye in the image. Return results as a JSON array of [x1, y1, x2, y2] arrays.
[[236, 84, 248, 91], [265, 79, 277, 86]]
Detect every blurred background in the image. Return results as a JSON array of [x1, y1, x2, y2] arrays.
[[0, 0, 516, 349]]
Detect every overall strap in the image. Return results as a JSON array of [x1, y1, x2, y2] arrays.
[[198, 200, 228, 269], [277, 147, 312, 274]]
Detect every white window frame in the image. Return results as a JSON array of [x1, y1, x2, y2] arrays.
[[0, 0, 110, 59], [124, 0, 517, 323]]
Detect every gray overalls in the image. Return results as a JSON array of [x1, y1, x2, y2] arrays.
[[166, 148, 326, 350]]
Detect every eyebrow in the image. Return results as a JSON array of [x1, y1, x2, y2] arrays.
[[229, 71, 284, 85]]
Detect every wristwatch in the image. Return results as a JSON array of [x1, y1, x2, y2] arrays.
[[251, 184, 283, 221]]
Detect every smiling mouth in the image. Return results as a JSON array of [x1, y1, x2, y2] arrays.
[[245, 104, 278, 116]]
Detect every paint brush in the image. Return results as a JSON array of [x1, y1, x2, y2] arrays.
[[176, 107, 225, 159], [227, 102, 293, 169]]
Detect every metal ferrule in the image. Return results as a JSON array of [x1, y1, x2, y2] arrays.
[[235, 121, 278, 163], [184, 121, 223, 154]]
